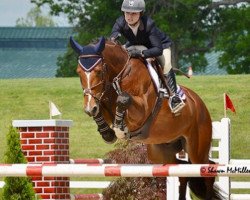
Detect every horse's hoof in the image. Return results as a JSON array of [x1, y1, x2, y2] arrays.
[[113, 127, 126, 139], [101, 129, 117, 144]]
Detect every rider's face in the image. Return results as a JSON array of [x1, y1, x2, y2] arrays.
[[124, 12, 140, 26]]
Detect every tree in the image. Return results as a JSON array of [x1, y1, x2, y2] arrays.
[[2, 126, 36, 200], [216, 4, 250, 74], [16, 6, 57, 27], [31, 0, 250, 75]]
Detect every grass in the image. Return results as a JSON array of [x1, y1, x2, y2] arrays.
[[0, 75, 249, 196]]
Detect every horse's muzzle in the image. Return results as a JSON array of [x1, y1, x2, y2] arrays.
[[84, 105, 99, 117]]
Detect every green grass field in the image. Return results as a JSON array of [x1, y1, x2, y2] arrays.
[[0, 75, 249, 196]]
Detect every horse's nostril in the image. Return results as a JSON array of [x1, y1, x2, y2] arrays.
[[92, 106, 98, 115]]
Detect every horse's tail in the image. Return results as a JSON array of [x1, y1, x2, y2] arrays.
[[188, 177, 225, 200], [188, 159, 226, 200]]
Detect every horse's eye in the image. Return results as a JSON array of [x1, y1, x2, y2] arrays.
[[96, 71, 102, 77]]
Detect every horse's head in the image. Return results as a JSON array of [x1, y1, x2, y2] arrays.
[[70, 36, 107, 117]]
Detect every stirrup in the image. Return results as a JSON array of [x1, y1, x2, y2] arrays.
[[168, 95, 185, 114]]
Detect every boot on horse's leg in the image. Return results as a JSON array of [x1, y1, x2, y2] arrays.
[[164, 68, 185, 114], [113, 92, 131, 139], [93, 112, 117, 144]]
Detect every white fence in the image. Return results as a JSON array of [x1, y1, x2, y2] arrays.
[[167, 118, 250, 200]]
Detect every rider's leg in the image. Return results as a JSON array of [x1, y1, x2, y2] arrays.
[[160, 48, 185, 113]]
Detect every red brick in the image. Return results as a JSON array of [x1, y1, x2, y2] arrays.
[[21, 132, 35, 139], [22, 145, 35, 150], [20, 140, 27, 144], [36, 157, 50, 162], [26, 157, 35, 162], [29, 139, 43, 144], [34, 188, 43, 193], [62, 139, 69, 144], [59, 133, 66, 138], [28, 127, 42, 132], [61, 151, 69, 155], [55, 127, 62, 131], [44, 187, 56, 193], [62, 127, 69, 131], [44, 177, 56, 180], [31, 177, 43, 181], [56, 188, 63, 193], [43, 126, 55, 131], [36, 132, 50, 138], [36, 181, 50, 187], [44, 138, 56, 143], [39, 194, 51, 199], [51, 132, 58, 137], [18, 127, 27, 132], [51, 144, 59, 149], [44, 150, 55, 155], [36, 145, 50, 150], [55, 139, 62, 143], [29, 151, 42, 156]]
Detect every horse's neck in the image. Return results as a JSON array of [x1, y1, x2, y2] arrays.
[[103, 43, 129, 77]]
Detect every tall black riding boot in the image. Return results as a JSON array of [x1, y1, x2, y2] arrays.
[[164, 69, 185, 114]]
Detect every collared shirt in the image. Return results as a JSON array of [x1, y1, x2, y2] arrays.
[[111, 15, 172, 58]]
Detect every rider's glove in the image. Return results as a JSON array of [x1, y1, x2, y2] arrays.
[[128, 49, 144, 58]]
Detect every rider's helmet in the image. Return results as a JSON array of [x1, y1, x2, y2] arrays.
[[121, 0, 145, 13]]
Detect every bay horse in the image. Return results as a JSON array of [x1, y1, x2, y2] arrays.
[[70, 36, 224, 200]]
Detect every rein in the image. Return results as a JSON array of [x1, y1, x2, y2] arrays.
[[112, 56, 131, 95]]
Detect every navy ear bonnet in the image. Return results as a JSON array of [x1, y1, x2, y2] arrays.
[[70, 36, 105, 71]]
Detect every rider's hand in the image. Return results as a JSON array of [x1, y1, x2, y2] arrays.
[[128, 49, 144, 58]]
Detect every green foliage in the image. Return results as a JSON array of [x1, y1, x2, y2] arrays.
[[2, 126, 36, 200], [16, 6, 57, 27], [216, 5, 250, 74], [31, 0, 250, 75]]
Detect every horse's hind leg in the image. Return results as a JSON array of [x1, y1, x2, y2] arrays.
[[146, 140, 190, 200], [179, 177, 188, 200], [185, 123, 223, 199], [204, 177, 216, 200]]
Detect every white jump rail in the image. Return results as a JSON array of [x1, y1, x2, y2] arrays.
[[0, 163, 249, 177]]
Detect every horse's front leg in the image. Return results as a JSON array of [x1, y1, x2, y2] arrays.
[[93, 112, 117, 144], [113, 92, 132, 139]]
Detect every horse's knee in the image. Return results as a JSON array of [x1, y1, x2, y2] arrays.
[[116, 92, 132, 111]]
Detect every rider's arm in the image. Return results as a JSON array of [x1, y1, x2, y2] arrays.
[[110, 17, 124, 39], [141, 26, 163, 58]]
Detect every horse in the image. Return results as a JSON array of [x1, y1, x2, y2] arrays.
[[70, 36, 224, 200]]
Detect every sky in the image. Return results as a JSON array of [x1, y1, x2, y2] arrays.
[[0, 0, 69, 27]]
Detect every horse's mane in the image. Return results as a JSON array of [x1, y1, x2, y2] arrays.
[[90, 37, 122, 46]]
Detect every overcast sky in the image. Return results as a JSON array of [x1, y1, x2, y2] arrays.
[[0, 0, 69, 27]]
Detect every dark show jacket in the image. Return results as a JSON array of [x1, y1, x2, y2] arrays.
[[111, 15, 172, 58]]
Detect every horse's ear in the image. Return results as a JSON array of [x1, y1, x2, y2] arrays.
[[70, 36, 83, 55], [94, 36, 105, 54]]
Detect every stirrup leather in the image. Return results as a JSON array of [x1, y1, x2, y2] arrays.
[[168, 95, 185, 114]]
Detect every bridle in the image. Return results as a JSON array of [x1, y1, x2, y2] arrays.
[[78, 54, 110, 103], [78, 41, 132, 106]]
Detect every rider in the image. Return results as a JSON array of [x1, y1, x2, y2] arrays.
[[110, 0, 185, 114]]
